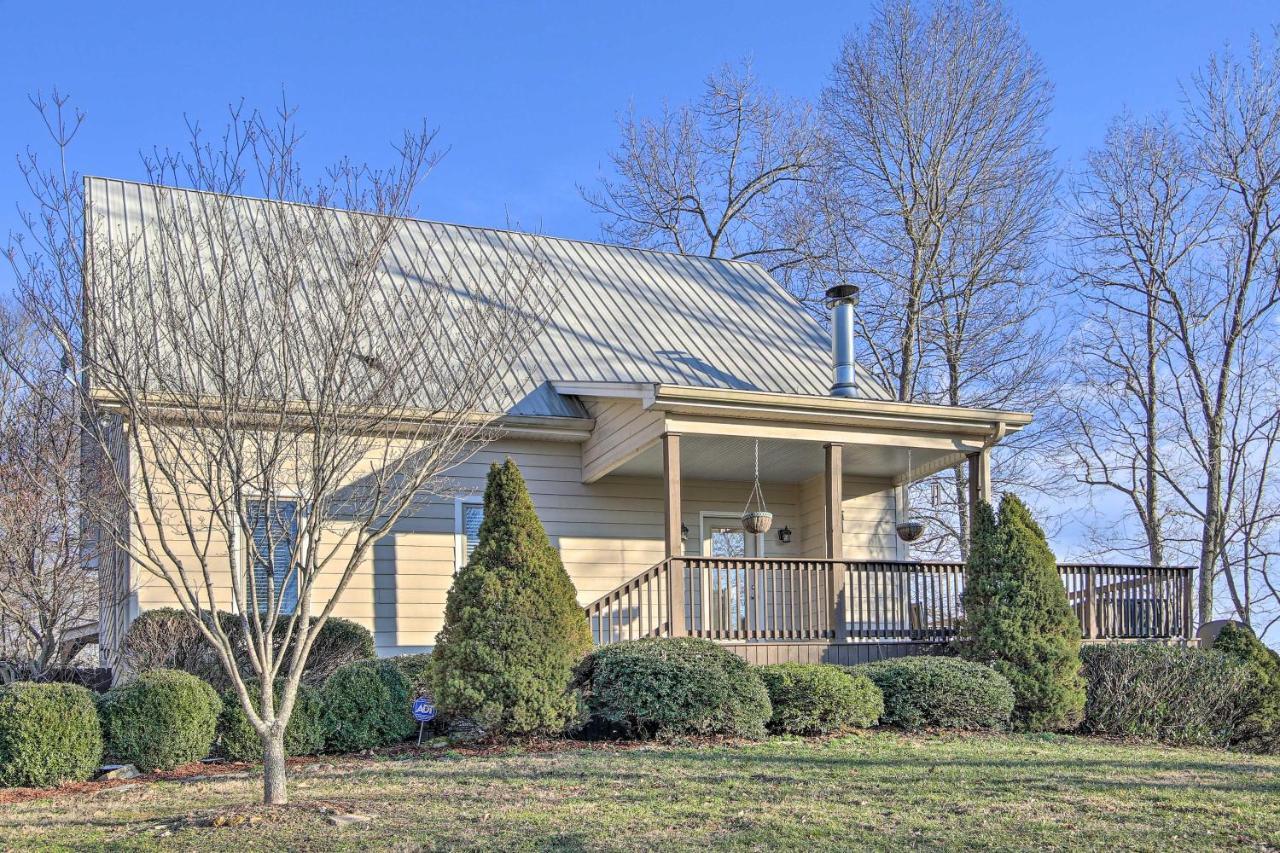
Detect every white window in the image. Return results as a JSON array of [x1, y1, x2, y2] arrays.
[[245, 498, 300, 615], [455, 499, 484, 569]]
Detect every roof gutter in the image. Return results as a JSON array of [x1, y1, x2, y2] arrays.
[[644, 384, 1030, 441]]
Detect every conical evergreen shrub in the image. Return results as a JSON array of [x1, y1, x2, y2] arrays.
[[429, 459, 592, 735], [1213, 623, 1280, 753], [961, 494, 1085, 731]]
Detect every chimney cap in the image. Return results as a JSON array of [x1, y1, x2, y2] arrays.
[[824, 284, 860, 305]]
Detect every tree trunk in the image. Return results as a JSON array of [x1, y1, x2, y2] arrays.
[[1197, 429, 1223, 629], [262, 730, 288, 806]]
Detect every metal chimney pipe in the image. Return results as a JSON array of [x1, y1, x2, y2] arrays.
[[825, 284, 860, 398]]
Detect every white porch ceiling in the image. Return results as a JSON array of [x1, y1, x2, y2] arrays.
[[607, 434, 959, 484]]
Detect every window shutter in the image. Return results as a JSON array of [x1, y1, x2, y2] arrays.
[[248, 499, 299, 614]]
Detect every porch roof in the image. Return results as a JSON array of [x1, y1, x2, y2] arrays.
[[553, 381, 1032, 485]]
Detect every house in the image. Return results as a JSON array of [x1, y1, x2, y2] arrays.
[[85, 177, 1193, 669]]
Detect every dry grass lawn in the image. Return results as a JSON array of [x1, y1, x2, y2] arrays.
[[1, 731, 1277, 851]]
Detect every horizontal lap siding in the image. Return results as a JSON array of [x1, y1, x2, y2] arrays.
[[121, 434, 902, 658], [798, 475, 900, 560]]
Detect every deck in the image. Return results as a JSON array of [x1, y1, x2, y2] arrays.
[[584, 557, 1195, 665]]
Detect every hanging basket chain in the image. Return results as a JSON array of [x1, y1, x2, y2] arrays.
[[743, 440, 768, 515], [742, 440, 773, 534]]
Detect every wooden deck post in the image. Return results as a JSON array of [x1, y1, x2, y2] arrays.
[[662, 432, 686, 637], [825, 443, 846, 639], [1083, 565, 1097, 640], [1182, 568, 1195, 644]]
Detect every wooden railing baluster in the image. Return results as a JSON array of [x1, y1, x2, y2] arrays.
[[582, 558, 1195, 647]]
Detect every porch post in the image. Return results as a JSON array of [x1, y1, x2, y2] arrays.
[[966, 447, 992, 531], [662, 432, 686, 637], [825, 443, 846, 640], [824, 443, 844, 559]]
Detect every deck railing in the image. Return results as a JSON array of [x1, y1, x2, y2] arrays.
[[586, 558, 1195, 646]]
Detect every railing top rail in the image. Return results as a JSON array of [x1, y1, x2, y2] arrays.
[[1057, 562, 1196, 572], [586, 557, 673, 606]]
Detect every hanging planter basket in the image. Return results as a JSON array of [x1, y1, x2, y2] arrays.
[[896, 448, 925, 543], [741, 439, 772, 535], [895, 520, 924, 543]]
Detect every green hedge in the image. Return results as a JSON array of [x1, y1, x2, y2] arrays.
[[572, 638, 771, 739], [120, 610, 375, 691], [118, 608, 236, 690], [1213, 624, 1280, 753], [0, 682, 103, 788], [756, 664, 883, 735], [321, 660, 416, 752], [1081, 643, 1251, 746], [217, 681, 326, 762], [101, 669, 222, 771], [849, 656, 1015, 731], [392, 653, 434, 700], [280, 617, 376, 687]]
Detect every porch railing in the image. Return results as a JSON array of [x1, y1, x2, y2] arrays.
[[586, 558, 1195, 646]]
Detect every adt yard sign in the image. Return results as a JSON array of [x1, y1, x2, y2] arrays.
[[412, 696, 436, 722], [412, 696, 436, 746]]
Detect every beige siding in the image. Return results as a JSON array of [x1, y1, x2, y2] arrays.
[[580, 398, 664, 482], [797, 474, 901, 560], [111, 432, 902, 658]]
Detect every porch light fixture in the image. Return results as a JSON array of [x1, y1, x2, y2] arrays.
[[777, 526, 792, 544], [680, 522, 689, 543]]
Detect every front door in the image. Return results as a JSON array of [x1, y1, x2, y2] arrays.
[[701, 515, 756, 633]]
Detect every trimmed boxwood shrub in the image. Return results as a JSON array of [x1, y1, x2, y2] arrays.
[[217, 681, 326, 761], [101, 669, 222, 771], [1081, 643, 1252, 746], [392, 653, 434, 699], [119, 608, 237, 690], [0, 682, 103, 787], [277, 617, 376, 687], [572, 638, 771, 739], [849, 656, 1015, 730], [321, 659, 416, 752], [1213, 624, 1280, 753], [120, 609, 375, 692], [756, 663, 883, 735]]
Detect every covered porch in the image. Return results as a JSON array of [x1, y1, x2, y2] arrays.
[[564, 382, 1195, 657]]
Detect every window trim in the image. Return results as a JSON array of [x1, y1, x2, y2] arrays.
[[453, 495, 484, 572]]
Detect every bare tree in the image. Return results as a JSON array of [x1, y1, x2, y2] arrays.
[[817, 0, 1059, 555], [0, 307, 99, 678], [1063, 115, 1213, 567], [582, 60, 824, 296], [1165, 38, 1280, 624], [1066, 37, 1280, 633], [7, 94, 552, 805]]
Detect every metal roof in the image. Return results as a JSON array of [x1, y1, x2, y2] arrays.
[[85, 177, 890, 418]]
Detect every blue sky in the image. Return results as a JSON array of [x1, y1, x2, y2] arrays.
[[3, 1, 1277, 249], [2, 1, 1277, 566]]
